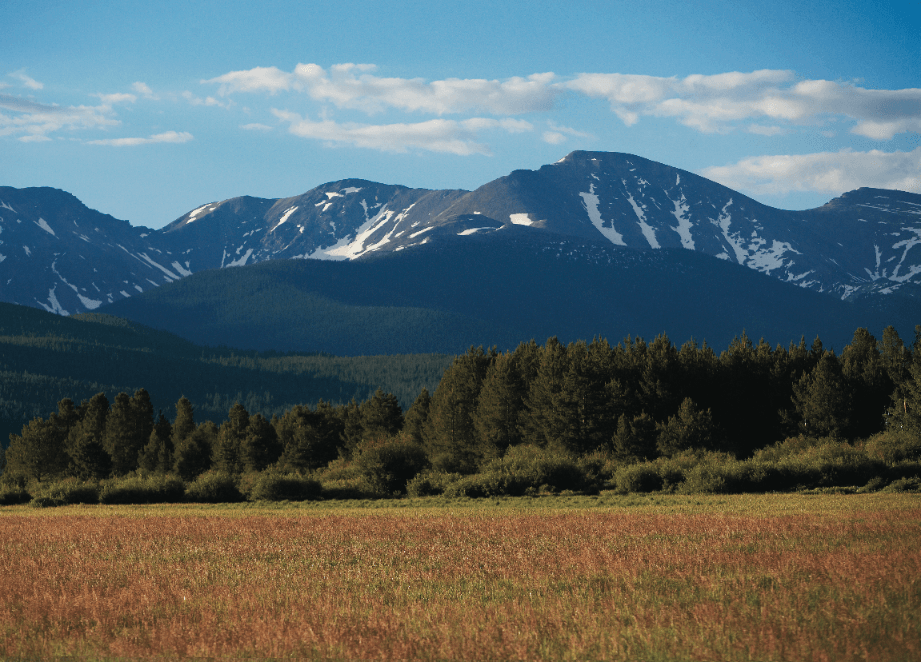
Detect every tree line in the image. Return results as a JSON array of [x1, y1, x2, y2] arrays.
[[3, 325, 920, 492]]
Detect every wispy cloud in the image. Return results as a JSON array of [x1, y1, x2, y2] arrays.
[[241, 122, 273, 131], [93, 92, 137, 105], [131, 82, 158, 100], [272, 110, 531, 155], [206, 63, 559, 115], [87, 130, 193, 147], [0, 93, 118, 141], [566, 70, 921, 138], [182, 91, 230, 108], [702, 147, 921, 196], [8, 70, 43, 90]]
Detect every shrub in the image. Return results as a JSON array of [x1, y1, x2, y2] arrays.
[[881, 475, 921, 493], [30, 478, 99, 508], [249, 473, 322, 501], [442, 446, 587, 498], [406, 471, 463, 497], [0, 485, 30, 505], [865, 429, 921, 464], [354, 435, 428, 494], [185, 471, 244, 503], [320, 476, 388, 500], [613, 463, 663, 494], [98, 474, 185, 504]]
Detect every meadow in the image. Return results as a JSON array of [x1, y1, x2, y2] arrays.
[[1, 493, 919, 660]]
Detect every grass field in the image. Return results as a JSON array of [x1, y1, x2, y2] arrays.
[[1, 493, 919, 660]]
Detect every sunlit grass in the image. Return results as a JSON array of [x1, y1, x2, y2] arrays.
[[2, 494, 919, 660]]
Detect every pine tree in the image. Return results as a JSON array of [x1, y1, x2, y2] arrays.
[[138, 413, 173, 473], [519, 337, 568, 447], [173, 421, 216, 480], [172, 396, 196, 447], [241, 413, 282, 472], [424, 346, 493, 472], [4, 417, 70, 482], [213, 403, 250, 474], [840, 328, 890, 438], [104, 391, 152, 475], [792, 351, 852, 438], [403, 388, 431, 445], [67, 393, 111, 479], [473, 351, 525, 460], [656, 398, 716, 457], [360, 389, 403, 442], [612, 412, 658, 462]]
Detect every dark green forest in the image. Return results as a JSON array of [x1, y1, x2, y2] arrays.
[[0, 303, 451, 445], [4, 324, 921, 505]]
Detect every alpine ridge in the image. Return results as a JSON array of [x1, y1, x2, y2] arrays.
[[2, 151, 920, 318]]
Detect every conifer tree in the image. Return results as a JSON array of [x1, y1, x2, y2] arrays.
[[67, 393, 111, 479], [403, 388, 431, 445], [103, 391, 152, 475], [473, 351, 525, 460], [612, 412, 658, 462], [519, 337, 568, 447], [241, 413, 282, 472], [138, 413, 173, 473], [173, 421, 216, 480], [656, 397, 715, 457], [4, 417, 70, 482], [213, 403, 250, 474], [360, 389, 403, 442], [276, 404, 340, 472], [424, 346, 493, 472], [172, 397, 196, 447], [792, 351, 852, 438], [841, 328, 890, 437]]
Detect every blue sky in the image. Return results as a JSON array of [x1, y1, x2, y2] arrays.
[[2, 0, 919, 229]]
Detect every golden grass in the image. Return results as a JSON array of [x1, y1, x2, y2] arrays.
[[2, 494, 919, 660]]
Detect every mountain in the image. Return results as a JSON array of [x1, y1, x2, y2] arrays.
[[97, 228, 909, 356], [2, 150, 920, 335]]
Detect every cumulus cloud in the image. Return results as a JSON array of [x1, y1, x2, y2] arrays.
[[702, 147, 921, 196], [0, 93, 119, 141], [272, 109, 532, 155], [87, 131, 193, 147]]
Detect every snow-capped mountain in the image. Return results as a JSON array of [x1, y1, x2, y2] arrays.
[[2, 151, 920, 317]]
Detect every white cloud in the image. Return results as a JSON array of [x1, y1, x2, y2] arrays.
[[566, 70, 921, 139], [93, 92, 137, 105], [182, 91, 230, 108], [702, 147, 921, 196], [9, 70, 43, 90], [746, 124, 787, 136], [241, 122, 273, 131], [206, 63, 559, 116], [543, 131, 566, 145], [0, 93, 119, 141], [131, 82, 158, 100], [272, 109, 530, 155], [87, 131, 193, 147], [542, 121, 591, 145], [204, 66, 295, 95]]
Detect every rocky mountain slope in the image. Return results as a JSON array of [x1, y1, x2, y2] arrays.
[[2, 151, 920, 318]]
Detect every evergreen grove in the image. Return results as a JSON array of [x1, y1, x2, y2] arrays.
[[3, 326, 921, 506]]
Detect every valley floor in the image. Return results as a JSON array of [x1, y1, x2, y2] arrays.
[[1, 493, 919, 660]]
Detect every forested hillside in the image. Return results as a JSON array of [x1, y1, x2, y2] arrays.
[[0, 303, 451, 444], [5, 324, 920, 505]]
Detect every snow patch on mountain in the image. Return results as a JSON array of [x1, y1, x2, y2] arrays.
[[187, 204, 217, 222], [225, 248, 254, 267], [38, 286, 68, 315], [171, 261, 193, 277], [273, 206, 298, 232], [138, 252, 179, 281], [580, 183, 625, 246], [310, 205, 396, 260], [0, 200, 15, 212], [623, 182, 659, 249], [34, 218, 55, 237], [509, 213, 534, 226], [669, 194, 694, 250]]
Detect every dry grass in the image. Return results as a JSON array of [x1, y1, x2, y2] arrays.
[[1, 494, 919, 660]]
